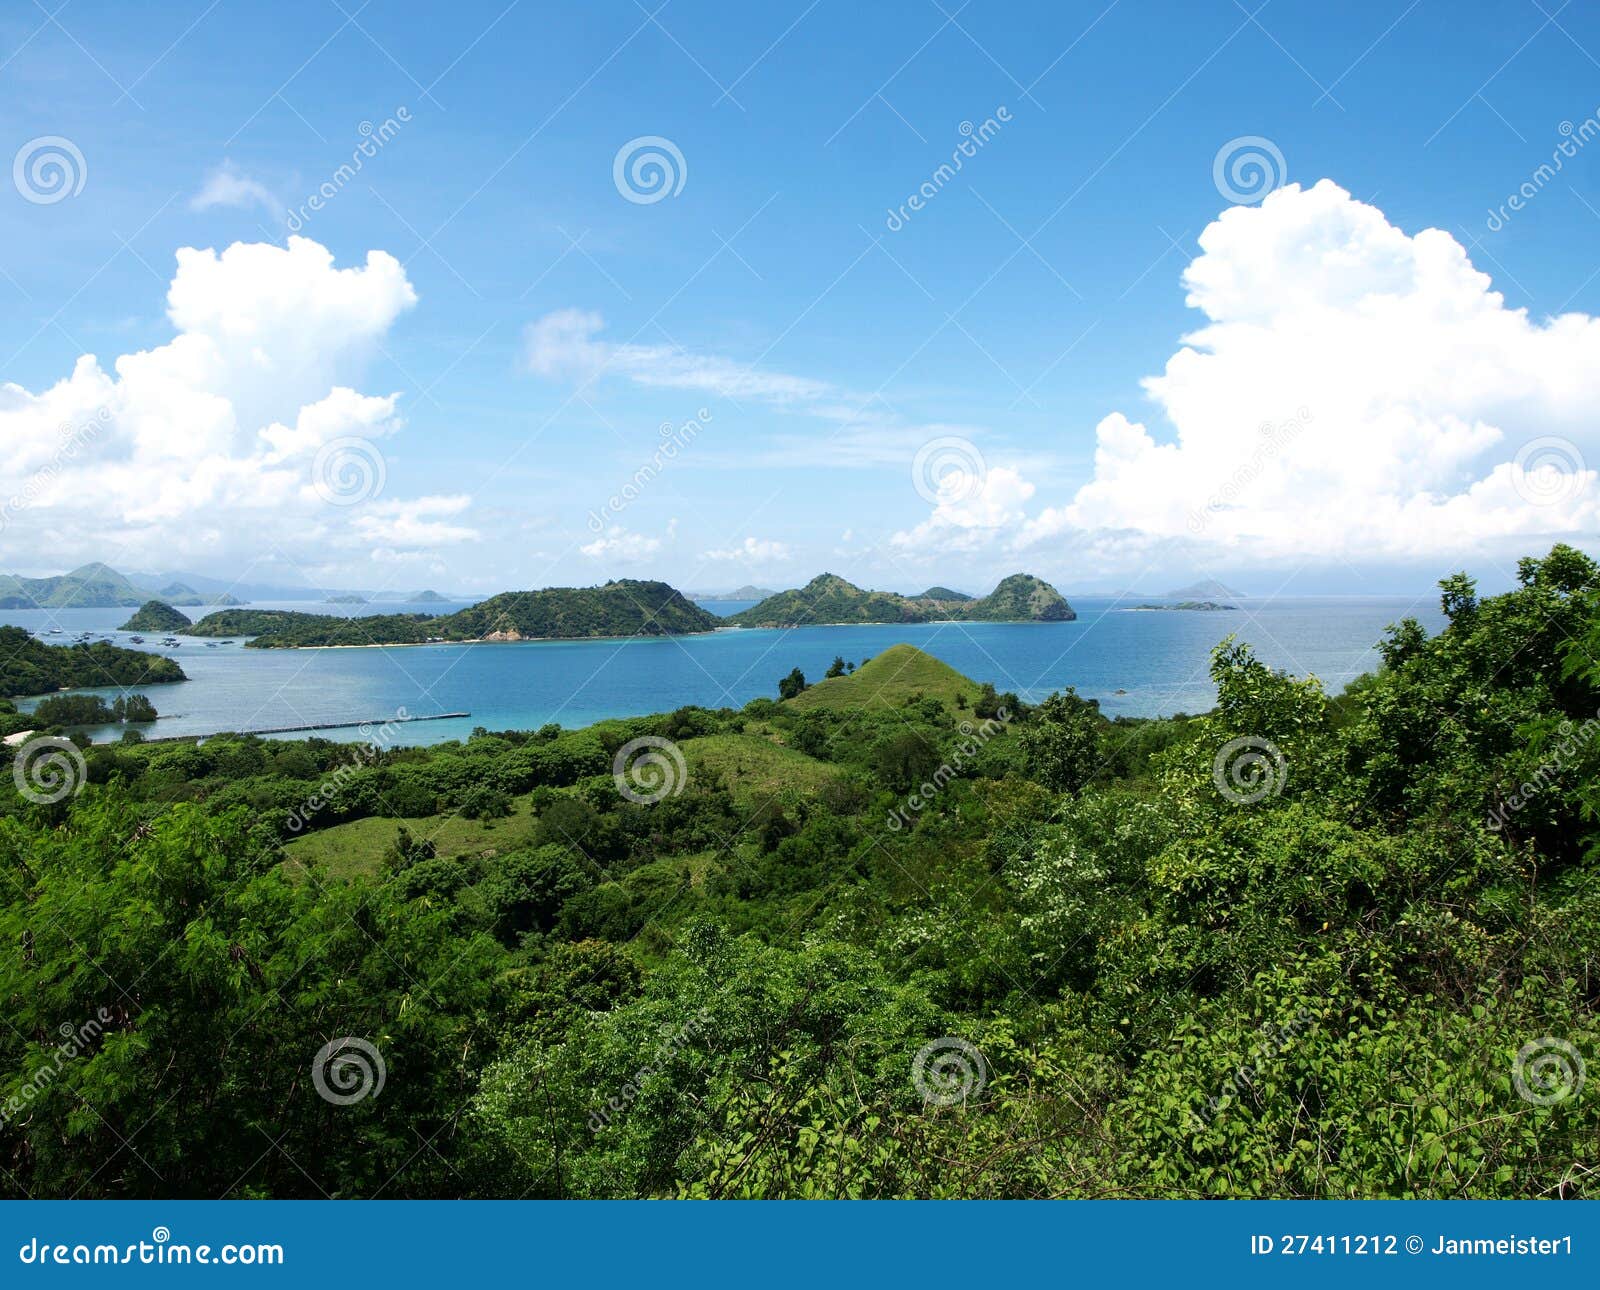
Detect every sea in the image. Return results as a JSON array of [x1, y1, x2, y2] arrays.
[[1, 595, 1449, 745]]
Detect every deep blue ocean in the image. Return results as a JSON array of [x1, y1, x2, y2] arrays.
[[1, 595, 1448, 744]]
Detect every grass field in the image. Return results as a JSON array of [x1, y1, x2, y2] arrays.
[[281, 792, 539, 882], [679, 732, 843, 798], [784, 642, 983, 714]]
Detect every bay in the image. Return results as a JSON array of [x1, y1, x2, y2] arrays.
[[0, 595, 1448, 744]]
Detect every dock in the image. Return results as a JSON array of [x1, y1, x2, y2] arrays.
[[229, 712, 470, 736], [135, 712, 470, 743]]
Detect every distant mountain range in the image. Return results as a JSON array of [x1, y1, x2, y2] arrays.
[[725, 573, 1075, 628], [690, 585, 779, 602], [0, 562, 460, 609], [0, 563, 243, 609], [1165, 579, 1246, 599]]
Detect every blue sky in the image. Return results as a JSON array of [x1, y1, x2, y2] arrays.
[[3, 0, 1599, 596]]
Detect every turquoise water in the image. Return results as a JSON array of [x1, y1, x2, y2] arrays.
[[2, 596, 1447, 744]]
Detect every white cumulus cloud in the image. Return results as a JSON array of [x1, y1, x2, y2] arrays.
[[0, 236, 469, 579], [897, 180, 1600, 569], [702, 536, 792, 563]]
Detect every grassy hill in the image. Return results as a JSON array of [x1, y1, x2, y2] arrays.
[[785, 643, 984, 713]]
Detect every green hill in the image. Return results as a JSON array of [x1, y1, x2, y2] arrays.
[[728, 572, 1074, 627], [190, 580, 720, 647], [441, 581, 718, 640], [0, 626, 186, 699], [961, 573, 1076, 622], [785, 643, 984, 713], [726, 574, 930, 628], [119, 601, 193, 633], [0, 562, 145, 609]]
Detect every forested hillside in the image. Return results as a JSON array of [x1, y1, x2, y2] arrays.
[[1, 547, 1596, 1199]]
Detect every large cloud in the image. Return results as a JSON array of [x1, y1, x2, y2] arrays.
[[899, 180, 1600, 568], [0, 237, 473, 581]]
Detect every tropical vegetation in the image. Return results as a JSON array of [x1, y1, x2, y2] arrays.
[[1, 547, 1596, 1199]]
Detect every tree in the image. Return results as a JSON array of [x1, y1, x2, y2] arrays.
[[777, 667, 808, 700], [825, 656, 847, 679], [1018, 688, 1101, 794]]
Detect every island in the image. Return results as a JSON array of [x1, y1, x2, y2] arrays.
[[1125, 601, 1239, 612], [119, 600, 194, 633], [324, 594, 369, 605], [1165, 578, 1245, 599], [158, 581, 243, 607], [0, 626, 186, 699], [186, 579, 722, 647], [690, 585, 778, 602], [407, 590, 451, 604], [725, 572, 1075, 628]]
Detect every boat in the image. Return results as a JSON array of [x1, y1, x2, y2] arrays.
[[129, 636, 144, 644]]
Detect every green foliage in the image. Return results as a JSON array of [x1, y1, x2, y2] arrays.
[[4, 548, 1600, 1199], [118, 600, 193, 633], [0, 627, 185, 699]]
